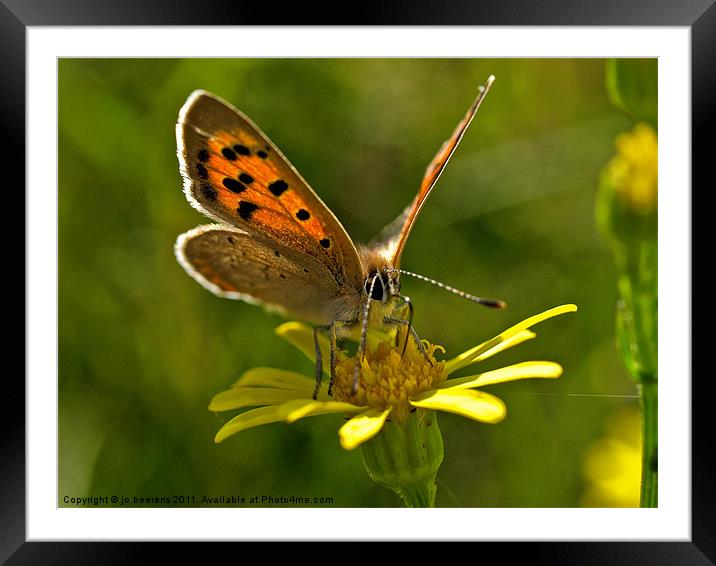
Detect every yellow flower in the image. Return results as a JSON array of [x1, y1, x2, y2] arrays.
[[604, 123, 658, 215], [581, 405, 642, 507], [209, 304, 577, 451]]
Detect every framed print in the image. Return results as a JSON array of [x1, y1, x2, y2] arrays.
[[7, 0, 709, 561]]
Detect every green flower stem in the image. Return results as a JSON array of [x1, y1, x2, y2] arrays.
[[617, 241, 658, 508], [640, 380, 658, 507], [360, 409, 444, 507], [621, 242, 658, 379], [395, 480, 436, 508]]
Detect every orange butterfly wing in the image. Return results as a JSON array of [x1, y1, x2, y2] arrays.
[[384, 76, 495, 266], [176, 90, 363, 291]]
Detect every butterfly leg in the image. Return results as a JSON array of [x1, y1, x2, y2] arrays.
[[312, 324, 332, 400], [391, 295, 433, 364], [328, 323, 338, 397], [399, 295, 414, 357], [352, 276, 379, 394], [327, 319, 355, 397], [382, 316, 433, 366], [352, 305, 372, 394]]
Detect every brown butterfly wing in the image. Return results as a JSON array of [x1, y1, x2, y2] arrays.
[[177, 90, 363, 291], [176, 225, 355, 325], [383, 76, 496, 266]]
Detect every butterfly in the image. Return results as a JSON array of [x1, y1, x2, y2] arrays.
[[175, 74, 503, 398]]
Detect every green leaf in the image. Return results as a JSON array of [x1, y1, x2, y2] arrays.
[[606, 59, 658, 128]]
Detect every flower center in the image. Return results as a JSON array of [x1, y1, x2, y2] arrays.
[[332, 338, 448, 423]]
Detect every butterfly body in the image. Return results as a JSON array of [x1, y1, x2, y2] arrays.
[[175, 77, 497, 395]]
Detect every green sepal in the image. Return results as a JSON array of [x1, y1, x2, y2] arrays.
[[360, 409, 444, 507], [596, 167, 657, 245]]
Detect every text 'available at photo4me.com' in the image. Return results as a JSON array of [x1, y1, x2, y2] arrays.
[[62, 494, 336, 507]]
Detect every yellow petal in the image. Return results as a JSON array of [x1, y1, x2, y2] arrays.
[[276, 399, 367, 423], [411, 389, 506, 423], [214, 405, 287, 443], [443, 361, 563, 389], [339, 408, 391, 450], [275, 321, 331, 373], [208, 387, 303, 412], [232, 367, 315, 394], [213, 397, 366, 443], [446, 304, 577, 374], [446, 330, 536, 374]]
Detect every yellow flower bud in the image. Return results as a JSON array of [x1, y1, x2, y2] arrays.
[[597, 123, 658, 244]]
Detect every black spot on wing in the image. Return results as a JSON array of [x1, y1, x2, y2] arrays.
[[200, 183, 218, 201], [197, 149, 210, 162], [233, 144, 250, 156], [237, 201, 259, 220], [269, 180, 288, 196], [296, 209, 310, 221], [320, 238, 331, 249], [257, 150, 268, 159], [223, 178, 247, 193], [222, 147, 237, 160], [239, 173, 254, 184]]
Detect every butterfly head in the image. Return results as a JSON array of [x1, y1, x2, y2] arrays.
[[358, 245, 402, 305], [364, 268, 400, 303]]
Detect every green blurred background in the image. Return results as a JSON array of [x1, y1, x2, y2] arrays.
[[59, 58, 640, 507]]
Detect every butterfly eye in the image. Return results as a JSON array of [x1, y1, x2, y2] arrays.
[[364, 274, 385, 301]]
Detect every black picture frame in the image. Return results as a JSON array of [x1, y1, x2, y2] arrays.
[[7, 0, 708, 562]]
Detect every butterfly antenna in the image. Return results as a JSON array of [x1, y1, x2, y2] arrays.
[[353, 274, 379, 394], [393, 269, 506, 309]]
